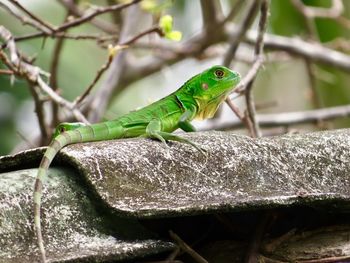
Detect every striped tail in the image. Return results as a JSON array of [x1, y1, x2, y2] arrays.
[[33, 122, 124, 262], [33, 132, 72, 263]]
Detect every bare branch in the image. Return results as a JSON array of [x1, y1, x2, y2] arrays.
[[58, 0, 118, 34], [225, 99, 254, 137], [223, 0, 261, 67], [255, 31, 350, 71], [56, 0, 141, 32], [14, 32, 117, 42], [232, 57, 264, 95], [202, 103, 350, 130], [7, 0, 55, 32], [122, 24, 350, 90], [49, 12, 71, 129], [86, 4, 141, 123], [219, 0, 245, 25], [73, 52, 114, 107], [200, 0, 222, 31], [28, 84, 48, 143], [0, 69, 14, 75], [169, 231, 208, 263], [291, 0, 344, 19], [0, 25, 89, 125], [121, 25, 163, 46], [243, 0, 269, 138], [0, 2, 51, 34], [6, 0, 140, 42]]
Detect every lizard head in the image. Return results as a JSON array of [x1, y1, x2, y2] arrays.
[[193, 65, 241, 120], [52, 122, 86, 139]]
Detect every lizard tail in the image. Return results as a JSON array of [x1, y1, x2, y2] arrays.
[[33, 122, 123, 262], [33, 132, 75, 263]]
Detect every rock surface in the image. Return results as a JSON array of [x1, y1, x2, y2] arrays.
[[1, 129, 350, 262]]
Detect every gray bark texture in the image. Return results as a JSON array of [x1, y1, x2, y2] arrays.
[[0, 129, 350, 262]]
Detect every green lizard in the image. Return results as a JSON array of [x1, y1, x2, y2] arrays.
[[33, 65, 240, 262]]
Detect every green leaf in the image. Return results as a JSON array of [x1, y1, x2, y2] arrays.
[[165, 31, 182, 41], [159, 15, 173, 34]]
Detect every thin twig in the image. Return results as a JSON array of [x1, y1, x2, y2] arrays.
[[244, 71, 261, 138], [0, 2, 51, 34], [219, 0, 245, 25], [202, 103, 350, 130], [305, 59, 322, 108], [169, 230, 208, 263], [291, 0, 323, 112], [86, 4, 140, 123], [244, 0, 269, 138], [221, 0, 262, 135], [223, 0, 261, 67], [167, 247, 181, 261], [233, 57, 264, 94], [121, 26, 163, 46], [8, 0, 55, 32], [291, 0, 343, 19], [28, 84, 48, 143], [56, 0, 141, 32], [224, 56, 264, 135], [0, 69, 14, 75], [49, 36, 65, 128], [120, 23, 350, 95], [336, 15, 350, 29], [8, 0, 140, 42], [49, 12, 71, 129], [225, 98, 254, 137], [14, 32, 117, 42], [225, 0, 267, 138], [0, 25, 89, 125], [72, 25, 161, 108], [200, 0, 221, 32], [58, 0, 118, 34], [73, 53, 114, 107]]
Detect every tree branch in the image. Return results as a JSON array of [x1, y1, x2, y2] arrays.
[[0, 25, 89, 125], [55, 0, 141, 32], [223, 0, 261, 67], [243, 0, 269, 138], [202, 103, 350, 130], [8, 0, 55, 32], [58, 0, 118, 34]]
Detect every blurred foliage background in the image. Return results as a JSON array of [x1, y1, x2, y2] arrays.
[[1, 0, 350, 155]]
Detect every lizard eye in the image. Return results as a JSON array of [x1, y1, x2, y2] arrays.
[[214, 69, 225, 79], [59, 127, 66, 133]]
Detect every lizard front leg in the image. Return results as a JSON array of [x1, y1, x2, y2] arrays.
[[145, 119, 205, 153]]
